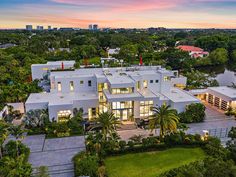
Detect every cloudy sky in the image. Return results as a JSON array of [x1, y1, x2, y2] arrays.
[[1, 0, 236, 29]]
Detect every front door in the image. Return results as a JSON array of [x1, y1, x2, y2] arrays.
[[122, 110, 128, 121]]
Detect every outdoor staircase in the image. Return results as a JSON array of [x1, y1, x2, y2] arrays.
[[118, 123, 137, 131]]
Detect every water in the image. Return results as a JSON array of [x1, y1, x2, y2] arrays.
[[197, 64, 236, 86]]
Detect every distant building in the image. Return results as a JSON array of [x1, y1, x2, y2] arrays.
[[108, 48, 120, 57], [48, 26, 52, 30], [59, 28, 74, 31], [176, 45, 209, 58], [26, 25, 33, 31], [89, 24, 99, 31], [31, 60, 75, 80], [0, 43, 17, 49], [37, 26, 44, 30]]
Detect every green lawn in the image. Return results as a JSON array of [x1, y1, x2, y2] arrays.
[[105, 147, 205, 177]]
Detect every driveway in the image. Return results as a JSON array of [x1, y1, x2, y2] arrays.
[[22, 135, 85, 177]]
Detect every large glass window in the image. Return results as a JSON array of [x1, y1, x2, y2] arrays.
[[57, 110, 71, 122], [164, 76, 171, 81], [111, 87, 133, 94], [136, 81, 140, 91], [140, 100, 153, 117], [111, 101, 134, 121], [88, 108, 97, 120], [143, 80, 148, 88], [57, 82, 62, 92]]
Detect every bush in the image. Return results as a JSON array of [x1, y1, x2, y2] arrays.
[[0, 155, 32, 177], [127, 141, 134, 149], [204, 137, 229, 160], [142, 136, 159, 147], [179, 103, 205, 123], [73, 151, 99, 177], [119, 141, 126, 151], [3, 140, 30, 162], [46, 122, 70, 137], [164, 133, 183, 146]]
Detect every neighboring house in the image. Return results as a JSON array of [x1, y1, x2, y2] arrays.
[[31, 61, 75, 80], [0, 103, 24, 120], [108, 48, 120, 57], [48, 48, 71, 53], [177, 45, 209, 58], [26, 64, 199, 122], [0, 43, 17, 49], [190, 86, 236, 111]]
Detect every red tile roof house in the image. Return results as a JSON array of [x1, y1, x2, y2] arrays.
[[177, 45, 209, 58]]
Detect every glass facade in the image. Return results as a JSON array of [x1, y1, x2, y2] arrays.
[[57, 110, 71, 122], [98, 83, 108, 113], [140, 100, 153, 117], [111, 101, 134, 121], [111, 87, 133, 94], [88, 107, 97, 120]]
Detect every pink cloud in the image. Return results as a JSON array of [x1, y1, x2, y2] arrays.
[[50, 0, 183, 12]]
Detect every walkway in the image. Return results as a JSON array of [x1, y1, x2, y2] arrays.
[[118, 105, 236, 142], [22, 135, 85, 177]]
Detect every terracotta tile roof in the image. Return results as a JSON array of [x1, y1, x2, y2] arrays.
[[177, 45, 204, 52]]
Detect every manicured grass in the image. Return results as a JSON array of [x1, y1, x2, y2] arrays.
[[105, 147, 205, 177]]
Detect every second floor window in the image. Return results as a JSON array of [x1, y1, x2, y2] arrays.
[[70, 81, 74, 91], [143, 80, 148, 88], [88, 80, 92, 87], [57, 82, 62, 92]]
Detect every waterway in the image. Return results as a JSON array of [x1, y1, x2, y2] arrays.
[[197, 64, 236, 86]]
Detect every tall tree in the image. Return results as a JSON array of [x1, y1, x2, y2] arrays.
[[9, 124, 26, 157], [149, 104, 179, 139], [92, 112, 120, 141]]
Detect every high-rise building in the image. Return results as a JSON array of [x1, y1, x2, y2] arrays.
[[48, 26, 52, 30], [88, 24, 99, 31], [26, 25, 33, 31], [89, 24, 93, 30], [37, 26, 44, 30]]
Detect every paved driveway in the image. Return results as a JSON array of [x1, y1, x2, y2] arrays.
[[22, 135, 85, 177]]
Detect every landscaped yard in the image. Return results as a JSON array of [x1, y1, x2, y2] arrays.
[[105, 147, 205, 177]]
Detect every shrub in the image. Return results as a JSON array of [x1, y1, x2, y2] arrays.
[[164, 133, 183, 146], [119, 140, 126, 151], [3, 140, 30, 162], [127, 141, 134, 149], [179, 103, 205, 123], [204, 137, 229, 160], [129, 135, 143, 144], [73, 151, 99, 177], [142, 136, 159, 147]]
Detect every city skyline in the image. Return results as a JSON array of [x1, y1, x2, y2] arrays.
[[1, 0, 236, 29]]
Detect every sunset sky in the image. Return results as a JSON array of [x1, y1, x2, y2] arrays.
[[1, 0, 236, 29]]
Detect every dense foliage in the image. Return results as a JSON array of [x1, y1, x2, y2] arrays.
[[1, 29, 236, 106], [179, 103, 206, 123]]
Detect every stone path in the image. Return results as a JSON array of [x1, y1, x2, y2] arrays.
[[22, 135, 85, 177]]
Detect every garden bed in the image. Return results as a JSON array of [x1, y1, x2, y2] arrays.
[[105, 147, 205, 177]]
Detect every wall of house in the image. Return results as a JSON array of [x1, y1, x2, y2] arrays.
[[51, 75, 97, 93], [25, 102, 48, 112]]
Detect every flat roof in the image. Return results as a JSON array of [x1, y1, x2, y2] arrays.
[[49, 65, 173, 79], [32, 60, 75, 67], [208, 86, 236, 99], [26, 91, 98, 106], [162, 88, 200, 103]]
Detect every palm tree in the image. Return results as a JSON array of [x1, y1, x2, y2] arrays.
[[149, 104, 179, 139], [92, 112, 120, 141], [9, 124, 26, 157]]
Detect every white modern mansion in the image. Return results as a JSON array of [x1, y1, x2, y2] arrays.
[[26, 62, 200, 122]]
